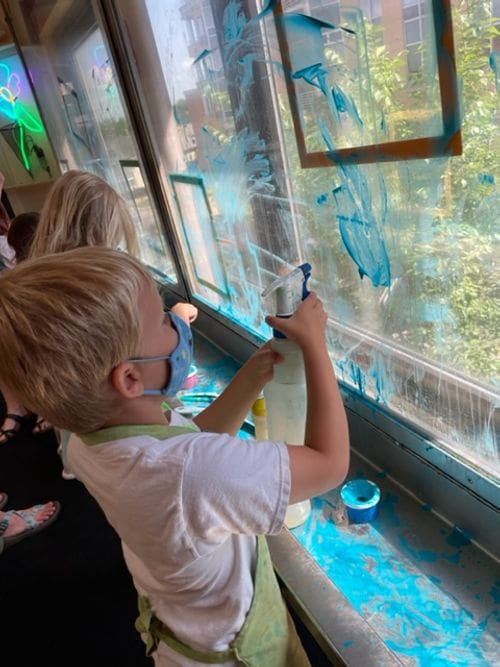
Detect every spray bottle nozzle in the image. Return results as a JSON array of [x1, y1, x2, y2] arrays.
[[262, 263, 312, 339], [262, 263, 311, 311]]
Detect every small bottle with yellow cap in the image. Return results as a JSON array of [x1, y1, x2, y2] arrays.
[[251, 395, 268, 440]]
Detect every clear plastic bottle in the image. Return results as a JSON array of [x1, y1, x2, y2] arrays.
[[262, 264, 312, 529], [264, 339, 311, 528]]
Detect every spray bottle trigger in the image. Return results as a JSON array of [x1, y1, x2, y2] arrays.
[[299, 263, 312, 301]]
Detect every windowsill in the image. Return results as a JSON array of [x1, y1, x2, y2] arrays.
[[269, 451, 499, 665]]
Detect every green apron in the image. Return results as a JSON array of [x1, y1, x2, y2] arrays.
[[136, 535, 310, 666]]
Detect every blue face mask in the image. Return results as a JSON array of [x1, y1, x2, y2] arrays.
[[129, 311, 193, 396]]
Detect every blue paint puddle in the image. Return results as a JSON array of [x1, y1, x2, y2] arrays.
[[292, 496, 498, 665]]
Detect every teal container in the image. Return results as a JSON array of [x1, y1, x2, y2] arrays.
[[341, 479, 381, 524]]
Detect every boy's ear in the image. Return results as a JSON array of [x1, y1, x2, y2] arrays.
[[111, 361, 144, 398]]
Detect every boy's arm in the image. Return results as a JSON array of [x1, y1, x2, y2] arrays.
[[193, 344, 282, 436], [266, 294, 350, 503]]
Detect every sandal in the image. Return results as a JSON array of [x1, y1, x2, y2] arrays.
[[0, 413, 32, 445], [0, 492, 7, 510], [0, 500, 61, 549], [32, 417, 53, 436]]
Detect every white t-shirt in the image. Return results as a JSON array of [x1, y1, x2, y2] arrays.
[[67, 412, 291, 666]]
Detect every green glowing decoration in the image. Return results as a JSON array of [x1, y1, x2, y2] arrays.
[[0, 61, 44, 172]]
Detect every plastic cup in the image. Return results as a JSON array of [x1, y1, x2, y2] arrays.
[[340, 479, 381, 524]]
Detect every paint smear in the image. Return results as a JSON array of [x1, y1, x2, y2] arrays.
[[293, 495, 499, 665]]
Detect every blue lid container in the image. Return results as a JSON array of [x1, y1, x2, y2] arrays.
[[340, 479, 381, 524]]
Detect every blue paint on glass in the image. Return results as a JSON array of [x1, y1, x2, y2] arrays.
[[191, 127, 275, 332], [222, 0, 247, 47], [192, 48, 214, 65], [321, 123, 391, 287], [478, 173, 495, 185], [489, 51, 499, 90], [280, 13, 353, 74], [337, 358, 366, 394], [332, 85, 363, 127], [255, 0, 278, 20], [332, 182, 392, 287], [370, 353, 394, 404]]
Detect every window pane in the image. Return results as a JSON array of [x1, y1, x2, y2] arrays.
[[133, 0, 498, 477], [13, 2, 177, 282], [276, 1, 442, 152], [405, 19, 421, 44]]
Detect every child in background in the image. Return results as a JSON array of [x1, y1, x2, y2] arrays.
[[0, 171, 15, 271], [7, 212, 40, 262], [29, 169, 198, 330], [0, 171, 198, 445], [0, 212, 53, 442], [0, 247, 350, 666]]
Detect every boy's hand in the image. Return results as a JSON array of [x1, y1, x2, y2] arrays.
[[265, 292, 327, 349], [171, 302, 198, 324], [240, 342, 283, 389], [194, 342, 283, 435]]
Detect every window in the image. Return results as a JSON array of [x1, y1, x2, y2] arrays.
[[119, 0, 497, 480], [403, 0, 432, 72], [274, 0, 460, 165], [11, 1, 177, 282]]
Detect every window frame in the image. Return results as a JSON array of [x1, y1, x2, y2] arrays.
[[273, 0, 462, 166]]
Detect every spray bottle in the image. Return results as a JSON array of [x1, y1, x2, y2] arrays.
[[261, 263, 312, 529]]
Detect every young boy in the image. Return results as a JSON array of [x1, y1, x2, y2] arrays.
[[0, 247, 349, 666]]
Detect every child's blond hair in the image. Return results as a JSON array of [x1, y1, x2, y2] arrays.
[[0, 247, 152, 433], [29, 170, 139, 259]]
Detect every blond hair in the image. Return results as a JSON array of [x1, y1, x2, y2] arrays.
[[29, 170, 139, 259], [0, 247, 152, 433]]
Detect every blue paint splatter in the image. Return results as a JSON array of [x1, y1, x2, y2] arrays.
[[488, 582, 500, 605], [399, 535, 438, 563], [292, 496, 497, 665], [332, 85, 363, 127], [255, 0, 277, 20], [332, 182, 391, 287], [192, 49, 214, 65], [321, 123, 391, 287], [370, 353, 394, 404], [489, 51, 499, 90], [478, 173, 495, 185], [222, 0, 247, 46], [337, 358, 366, 394], [446, 527, 472, 549], [316, 192, 328, 205]]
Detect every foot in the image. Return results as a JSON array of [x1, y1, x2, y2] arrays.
[[32, 417, 53, 436], [0, 501, 60, 548], [0, 412, 31, 445]]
